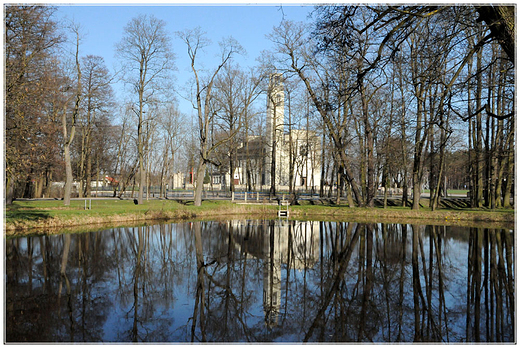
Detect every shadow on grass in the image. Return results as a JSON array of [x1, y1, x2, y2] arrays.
[[6, 205, 51, 222], [171, 199, 194, 206]]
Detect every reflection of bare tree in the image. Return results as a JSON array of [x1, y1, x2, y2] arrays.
[[5, 221, 515, 343], [131, 227, 143, 342], [201, 221, 263, 342], [6, 232, 116, 342], [396, 223, 407, 341], [304, 222, 359, 342], [57, 234, 74, 340], [466, 228, 515, 342], [357, 223, 374, 341], [411, 225, 450, 342], [281, 220, 294, 327], [411, 224, 423, 341], [191, 221, 207, 342], [433, 226, 449, 342], [58, 235, 71, 299]]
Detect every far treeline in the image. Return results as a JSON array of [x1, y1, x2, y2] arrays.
[[5, 5, 515, 210]]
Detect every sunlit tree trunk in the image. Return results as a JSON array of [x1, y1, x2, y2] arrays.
[[501, 118, 514, 208], [63, 25, 82, 206]]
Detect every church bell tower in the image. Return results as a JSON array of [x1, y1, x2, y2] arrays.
[[265, 73, 284, 187]]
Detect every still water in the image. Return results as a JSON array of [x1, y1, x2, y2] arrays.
[[5, 220, 515, 343]]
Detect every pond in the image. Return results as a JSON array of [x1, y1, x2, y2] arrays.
[[5, 220, 515, 343]]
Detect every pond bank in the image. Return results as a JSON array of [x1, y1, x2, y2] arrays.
[[4, 199, 515, 237]]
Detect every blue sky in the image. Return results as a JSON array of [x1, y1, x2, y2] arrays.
[[55, 4, 315, 117]]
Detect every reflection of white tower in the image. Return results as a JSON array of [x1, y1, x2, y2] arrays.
[[263, 220, 284, 328], [227, 220, 320, 328], [265, 73, 284, 187]]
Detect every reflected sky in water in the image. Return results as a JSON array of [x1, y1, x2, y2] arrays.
[[5, 220, 515, 343]]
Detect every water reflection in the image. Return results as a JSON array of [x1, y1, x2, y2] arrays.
[[5, 221, 515, 343]]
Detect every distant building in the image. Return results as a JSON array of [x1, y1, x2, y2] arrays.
[[89, 176, 119, 188], [233, 73, 322, 191]]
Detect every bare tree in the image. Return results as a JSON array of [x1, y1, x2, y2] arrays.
[[177, 27, 244, 206], [158, 103, 185, 196], [475, 5, 515, 63], [62, 22, 82, 206], [266, 20, 364, 205], [116, 14, 174, 204], [213, 63, 246, 193], [77, 55, 113, 197], [239, 69, 263, 191], [113, 104, 139, 198]]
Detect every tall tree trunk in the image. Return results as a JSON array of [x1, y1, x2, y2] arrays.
[[85, 138, 92, 197], [492, 51, 507, 208], [335, 166, 342, 205], [78, 129, 86, 198], [320, 130, 326, 197], [138, 141, 144, 204], [270, 137, 277, 197], [229, 155, 235, 193], [431, 126, 446, 211], [63, 142, 74, 206], [244, 111, 252, 191], [502, 117, 514, 209], [62, 99, 80, 206], [288, 93, 294, 195], [5, 173, 15, 205], [411, 98, 426, 210], [400, 96, 409, 207], [428, 109, 435, 209], [360, 76, 375, 207], [62, 28, 82, 206], [430, 82, 446, 211], [137, 58, 146, 204], [194, 161, 206, 206], [473, 28, 485, 208]]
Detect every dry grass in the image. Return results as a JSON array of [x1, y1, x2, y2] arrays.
[[291, 206, 515, 229]]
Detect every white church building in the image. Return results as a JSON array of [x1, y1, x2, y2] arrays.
[[227, 73, 322, 192]]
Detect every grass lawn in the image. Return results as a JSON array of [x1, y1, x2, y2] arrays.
[[448, 190, 469, 195], [421, 189, 469, 195], [6, 199, 182, 221], [4, 198, 274, 234], [4, 198, 515, 236]]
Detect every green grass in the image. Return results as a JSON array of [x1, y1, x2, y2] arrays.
[[447, 190, 470, 195], [5, 198, 514, 236], [6, 199, 185, 221], [4, 198, 275, 234], [422, 189, 469, 195]]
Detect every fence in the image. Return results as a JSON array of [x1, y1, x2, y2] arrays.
[[88, 186, 414, 202]]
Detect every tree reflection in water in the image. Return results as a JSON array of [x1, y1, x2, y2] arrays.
[[5, 221, 515, 342]]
